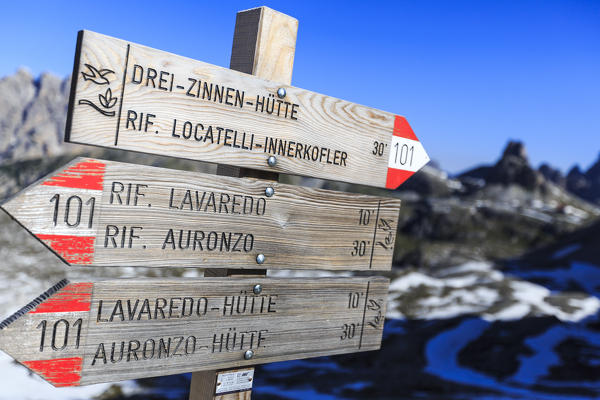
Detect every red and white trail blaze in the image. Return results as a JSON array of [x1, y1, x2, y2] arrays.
[[385, 116, 430, 189], [36, 160, 105, 264], [2, 281, 93, 386]]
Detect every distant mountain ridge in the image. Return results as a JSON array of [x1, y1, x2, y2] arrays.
[[0, 69, 85, 162], [1, 69, 599, 207], [458, 140, 600, 206]]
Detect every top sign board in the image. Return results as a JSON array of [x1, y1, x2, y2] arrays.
[[66, 31, 430, 189]]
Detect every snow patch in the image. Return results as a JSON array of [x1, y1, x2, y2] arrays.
[[388, 262, 600, 323], [0, 352, 111, 400]]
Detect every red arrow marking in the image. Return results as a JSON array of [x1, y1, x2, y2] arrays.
[[23, 357, 83, 387], [35, 234, 95, 264], [42, 160, 105, 190], [385, 116, 417, 188], [393, 115, 418, 141], [34, 160, 104, 262], [385, 169, 414, 190], [30, 282, 93, 314]]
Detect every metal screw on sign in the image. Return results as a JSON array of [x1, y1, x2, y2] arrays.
[[267, 155, 277, 167], [253, 284, 262, 295], [277, 87, 286, 98], [265, 187, 275, 197], [244, 350, 254, 360], [256, 254, 266, 264]]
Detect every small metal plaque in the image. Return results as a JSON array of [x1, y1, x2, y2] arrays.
[[215, 368, 254, 395]]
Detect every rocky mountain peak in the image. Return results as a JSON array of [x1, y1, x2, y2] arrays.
[[566, 154, 600, 204], [0, 70, 80, 164], [587, 153, 600, 181], [567, 166, 586, 194], [501, 140, 528, 162], [538, 163, 565, 187], [485, 141, 542, 190]]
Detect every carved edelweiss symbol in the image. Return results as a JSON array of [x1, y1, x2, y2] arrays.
[[78, 64, 118, 117], [98, 88, 117, 109]]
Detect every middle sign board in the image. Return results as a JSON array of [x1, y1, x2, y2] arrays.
[[1, 158, 400, 270]]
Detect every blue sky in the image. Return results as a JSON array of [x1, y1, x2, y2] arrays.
[[1, 0, 598, 173]]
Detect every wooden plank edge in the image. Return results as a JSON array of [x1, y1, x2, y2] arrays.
[[0, 279, 70, 330], [64, 30, 84, 143]]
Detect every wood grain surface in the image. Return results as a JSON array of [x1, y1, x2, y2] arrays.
[[65, 30, 430, 189], [193, 8, 297, 400], [1, 157, 400, 270], [0, 277, 389, 386]]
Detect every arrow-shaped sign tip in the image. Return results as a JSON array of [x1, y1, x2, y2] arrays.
[[0, 279, 91, 387], [1, 158, 106, 266], [385, 116, 430, 189]]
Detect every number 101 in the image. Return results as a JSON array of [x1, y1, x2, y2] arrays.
[[49, 194, 96, 228], [393, 143, 414, 167], [36, 318, 83, 352]]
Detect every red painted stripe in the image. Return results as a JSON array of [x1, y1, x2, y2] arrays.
[[385, 168, 414, 189], [393, 116, 418, 141], [31, 282, 93, 313], [36, 234, 95, 264], [42, 160, 105, 190], [23, 357, 83, 387]]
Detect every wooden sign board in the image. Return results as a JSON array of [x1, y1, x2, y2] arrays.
[[65, 30, 430, 189], [1, 158, 400, 270], [0, 277, 388, 386]]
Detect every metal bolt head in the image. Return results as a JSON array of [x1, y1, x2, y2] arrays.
[[265, 187, 274, 197], [277, 87, 286, 98], [244, 349, 254, 360], [253, 284, 262, 295], [267, 155, 277, 167], [256, 253, 265, 264]]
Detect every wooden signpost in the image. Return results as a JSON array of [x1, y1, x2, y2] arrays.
[[65, 31, 429, 189], [192, 9, 297, 400], [2, 157, 399, 270], [0, 277, 388, 386], [0, 5, 429, 399]]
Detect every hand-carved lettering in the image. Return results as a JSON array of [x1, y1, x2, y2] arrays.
[[97, 297, 209, 322], [91, 335, 199, 366], [161, 229, 254, 253], [130, 64, 174, 92], [109, 181, 148, 206], [103, 225, 143, 248], [168, 188, 266, 216], [263, 136, 347, 167], [222, 293, 277, 316], [172, 336, 185, 356], [212, 329, 268, 353], [125, 109, 155, 132]]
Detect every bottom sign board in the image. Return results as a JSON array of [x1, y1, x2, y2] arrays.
[[0, 277, 388, 386]]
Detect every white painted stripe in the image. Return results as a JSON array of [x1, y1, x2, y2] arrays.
[[19, 186, 100, 237], [387, 136, 430, 172]]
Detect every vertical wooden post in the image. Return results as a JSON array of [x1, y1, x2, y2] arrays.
[[216, 5, 297, 181], [189, 6, 298, 400]]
